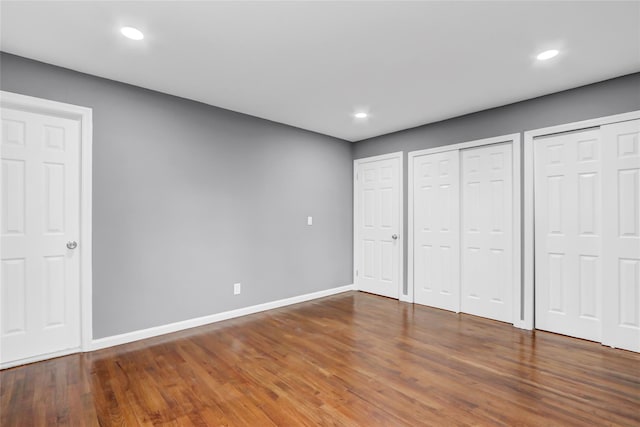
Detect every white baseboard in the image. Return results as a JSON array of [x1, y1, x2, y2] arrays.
[[91, 284, 354, 351]]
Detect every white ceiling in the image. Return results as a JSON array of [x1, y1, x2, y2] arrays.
[[1, 1, 639, 142]]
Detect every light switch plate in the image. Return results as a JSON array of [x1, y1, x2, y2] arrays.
[[233, 283, 241, 295], [307, 216, 313, 226]]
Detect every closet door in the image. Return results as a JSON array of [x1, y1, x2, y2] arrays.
[[413, 151, 460, 311], [461, 143, 513, 323], [534, 129, 603, 342], [602, 119, 640, 352]]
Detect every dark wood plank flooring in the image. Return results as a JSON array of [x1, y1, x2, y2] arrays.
[[1, 291, 639, 426]]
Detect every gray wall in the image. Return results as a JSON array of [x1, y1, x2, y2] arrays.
[[353, 72, 640, 294], [0, 53, 353, 339], [2, 51, 638, 339]]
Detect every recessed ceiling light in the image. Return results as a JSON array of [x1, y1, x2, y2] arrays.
[[354, 112, 368, 119], [536, 49, 559, 61], [120, 26, 144, 41]]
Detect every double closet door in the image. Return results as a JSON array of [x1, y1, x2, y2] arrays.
[[413, 142, 515, 323], [534, 119, 640, 352]]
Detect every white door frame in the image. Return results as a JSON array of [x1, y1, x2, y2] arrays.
[[523, 110, 640, 331], [353, 151, 404, 299], [408, 134, 522, 325], [0, 91, 93, 364]]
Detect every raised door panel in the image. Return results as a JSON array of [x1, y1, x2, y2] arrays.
[[1, 159, 26, 237], [43, 163, 66, 234], [413, 150, 460, 311], [602, 119, 640, 352], [43, 256, 66, 328], [2, 117, 26, 147], [1, 259, 27, 336]]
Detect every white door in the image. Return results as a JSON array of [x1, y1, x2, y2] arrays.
[[534, 129, 603, 342], [602, 119, 640, 352], [461, 143, 513, 323], [413, 150, 460, 311], [355, 155, 401, 298], [1, 107, 81, 364]]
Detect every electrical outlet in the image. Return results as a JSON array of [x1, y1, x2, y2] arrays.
[[307, 216, 313, 226], [233, 283, 241, 295]]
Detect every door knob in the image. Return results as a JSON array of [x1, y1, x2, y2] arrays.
[[392, 234, 398, 240], [66, 241, 78, 250]]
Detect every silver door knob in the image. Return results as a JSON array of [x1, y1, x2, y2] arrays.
[[66, 241, 78, 250], [392, 234, 398, 240]]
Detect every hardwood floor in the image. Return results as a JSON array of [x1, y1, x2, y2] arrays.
[[1, 291, 639, 426]]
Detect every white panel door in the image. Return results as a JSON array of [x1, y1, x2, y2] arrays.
[[534, 129, 602, 341], [602, 119, 640, 352], [356, 156, 401, 298], [413, 151, 460, 311], [461, 143, 513, 323], [1, 107, 81, 364]]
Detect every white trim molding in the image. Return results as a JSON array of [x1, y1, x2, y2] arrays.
[[522, 110, 640, 331], [0, 91, 94, 358], [92, 284, 355, 351], [408, 134, 520, 158], [408, 133, 522, 325], [353, 152, 405, 301]]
